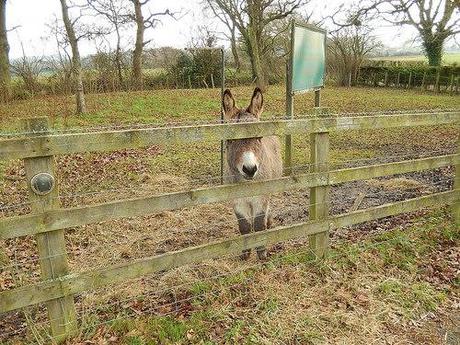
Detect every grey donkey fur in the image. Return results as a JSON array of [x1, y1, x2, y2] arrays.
[[222, 87, 283, 260]]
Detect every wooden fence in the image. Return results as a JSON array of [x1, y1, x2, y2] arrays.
[[357, 67, 459, 94], [0, 111, 459, 342]]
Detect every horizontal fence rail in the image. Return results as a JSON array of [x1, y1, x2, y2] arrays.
[[1, 154, 458, 239], [0, 190, 457, 313], [0, 111, 458, 160]]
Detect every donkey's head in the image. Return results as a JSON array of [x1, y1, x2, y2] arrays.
[[223, 87, 265, 180]]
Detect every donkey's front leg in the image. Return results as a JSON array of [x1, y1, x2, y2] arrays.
[[253, 212, 267, 260], [253, 199, 270, 260], [235, 211, 252, 260], [234, 199, 253, 260]]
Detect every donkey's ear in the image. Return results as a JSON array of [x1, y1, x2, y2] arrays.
[[248, 87, 263, 118], [222, 89, 236, 120]]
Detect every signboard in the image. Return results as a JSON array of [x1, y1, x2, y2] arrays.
[[291, 23, 326, 93]]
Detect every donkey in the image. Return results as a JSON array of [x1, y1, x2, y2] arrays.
[[222, 87, 283, 260]]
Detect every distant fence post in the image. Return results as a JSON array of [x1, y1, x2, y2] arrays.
[[407, 71, 412, 88], [384, 71, 389, 87], [421, 71, 426, 90], [22, 117, 77, 342], [454, 136, 459, 227], [396, 72, 400, 88], [309, 106, 330, 258], [435, 70, 440, 93]]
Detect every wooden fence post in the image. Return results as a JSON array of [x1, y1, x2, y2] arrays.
[[449, 74, 454, 95], [407, 71, 412, 88], [421, 71, 426, 90], [309, 107, 330, 258], [396, 72, 400, 88], [372, 73, 377, 87], [22, 117, 77, 342], [210, 74, 215, 88], [435, 70, 440, 93], [384, 71, 389, 87], [454, 136, 459, 227], [284, 62, 294, 175]]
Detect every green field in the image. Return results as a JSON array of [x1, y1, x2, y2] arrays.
[[1, 85, 459, 131], [0, 85, 458, 344], [372, 52, 460, 65]]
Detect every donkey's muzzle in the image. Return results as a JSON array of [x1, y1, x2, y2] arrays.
[[242, 164, 258, 179]]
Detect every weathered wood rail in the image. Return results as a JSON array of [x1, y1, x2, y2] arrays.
[[0, 112, 457, 160], [0, 110, 459, 342]]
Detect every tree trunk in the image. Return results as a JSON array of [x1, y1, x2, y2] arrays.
[[115, 25, 123, 90], [422, 36, 444, 66], [246, 0, 266, 90], [132, 0, 144, 90], [246, 34, 266, 91], [0, 0, 10, 102], [230, 24, 240, 71], [60, 0, 86, 114]]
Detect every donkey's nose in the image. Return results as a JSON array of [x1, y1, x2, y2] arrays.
[[242, 164, 257, 178]]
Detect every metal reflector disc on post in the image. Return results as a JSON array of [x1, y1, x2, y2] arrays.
[[30, 173, 55, 196]]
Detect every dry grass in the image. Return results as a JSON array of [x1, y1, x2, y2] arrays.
[[65, 208, 458, 345]]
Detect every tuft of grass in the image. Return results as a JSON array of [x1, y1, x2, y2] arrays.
[[224, 319, 246, 343], [146, 316, 188, 343], [376, 279, 446, 317], [190, 281, 213, 295]]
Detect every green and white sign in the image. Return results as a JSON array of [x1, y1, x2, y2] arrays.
[[291, 23, 326, 93]]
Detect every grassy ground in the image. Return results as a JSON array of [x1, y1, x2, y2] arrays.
[[371, 52, 460, 65], [71, 208, 459, 344], [0, 85, 459, 344], [0, 85, 459, 131]]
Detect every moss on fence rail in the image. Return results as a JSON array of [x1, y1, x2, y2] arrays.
[[0, 112, 458, 160], [1, 154, 457, 239]]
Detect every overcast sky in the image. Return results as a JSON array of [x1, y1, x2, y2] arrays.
[[5, 0, 443, 59]]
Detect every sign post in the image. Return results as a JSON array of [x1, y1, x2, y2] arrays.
[[285, 22, 328, 257], [284, 21, 326, 174]]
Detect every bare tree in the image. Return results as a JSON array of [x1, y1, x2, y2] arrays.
[[128, 0, 173, 90], [0, 0, 10, 101], [46, 16, 73, 95], [204, 2, 241, 70], [345, 0, 460, 66], [384, 0, 459, 66], [11, 43, 45, 96], [328, 24, 381, 86], [204, 0, 306, 90], [87, 0, 130, 88], [59, 0, 86, 113]]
